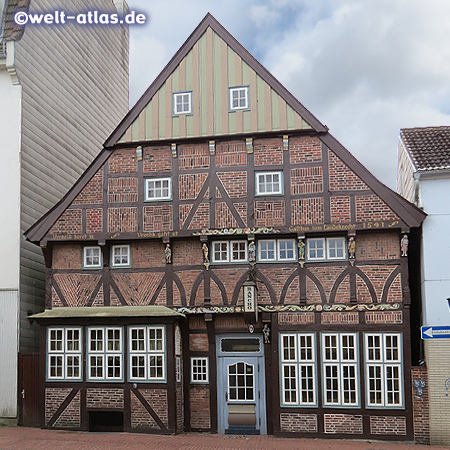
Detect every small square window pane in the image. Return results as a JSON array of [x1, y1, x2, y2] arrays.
[[328, 238, 345, 259], [308, 239, 325, 260], [259, 240, 275, 261]]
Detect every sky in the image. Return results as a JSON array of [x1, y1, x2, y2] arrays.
[[126, 0, 450, 190]]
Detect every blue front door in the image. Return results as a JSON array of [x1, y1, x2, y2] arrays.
[[216, 335, 266, 434]]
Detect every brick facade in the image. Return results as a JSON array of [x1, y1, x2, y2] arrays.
[[190, 386, 211, 429], [324, 414, 363, 434]]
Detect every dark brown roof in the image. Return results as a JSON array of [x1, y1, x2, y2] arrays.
[[400, 126, 450, 171], [0, 0, 29, 42]]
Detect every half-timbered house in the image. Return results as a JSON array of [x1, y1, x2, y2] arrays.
[[25, 14, 426, 440]]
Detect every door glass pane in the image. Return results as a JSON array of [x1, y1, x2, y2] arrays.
[[228, 362, 254, 401]]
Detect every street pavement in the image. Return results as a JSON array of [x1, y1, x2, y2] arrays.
[[0, 427, 448, 450]]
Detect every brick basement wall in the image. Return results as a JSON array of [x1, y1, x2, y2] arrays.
[[45, 388, 72, 426], [86, 388, 124, 409], [130, 389, 168, 430], [324, 414, 363, 434], [190, 386, 211, 429], [54, 391, 81, 428], [412, 366, 430, 444], [280, 413, 317, 432], [370, 416, 406, 435]]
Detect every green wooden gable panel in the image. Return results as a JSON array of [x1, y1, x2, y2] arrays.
[[117, 27, 312, 144]]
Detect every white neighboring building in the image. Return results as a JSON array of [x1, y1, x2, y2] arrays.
[[397, 126, 450, 445], [0, 0, 129, 424]]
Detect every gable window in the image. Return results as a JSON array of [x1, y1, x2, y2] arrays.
[[191, 357, 209, 383], [365, 333, 403, 407], [145, 177, 172, 201], [322, 333, 359, 407], [307, 237, 346, 261], [229, 86, 249, 110], [280, 333, 317, 406], [88, 327, 123, 381], [129, 326, 165, 381], [173, 91, 192, 115], [47, 327, 82, 381], [83, 246, 102, 269], [111, 245, 130, 267], [211, 241, 247, 264], [258, 239, 296, 262], [255, 171, 283, 195]]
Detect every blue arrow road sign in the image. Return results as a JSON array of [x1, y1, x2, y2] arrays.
[[421, 326, 450, 339]]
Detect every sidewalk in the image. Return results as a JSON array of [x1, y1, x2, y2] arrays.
[[0, 428, 448, 450]]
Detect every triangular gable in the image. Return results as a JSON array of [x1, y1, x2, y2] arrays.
[[104, 13, 327, 147]]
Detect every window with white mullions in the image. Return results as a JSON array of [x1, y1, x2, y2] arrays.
[[129, 326, 165, 381], [211, 241, 247, 263], [145, 177, 171, 201], [83, 246, 102, 268], [258, 240, 276, 262], [88, 327, 122, 381], [111, 245, 130, 267], [229, 86, 249, 110], [228, 361, 255, 401], [280, 333, 316, 406], [365, 333, 403, 407], [255, 171, 282, 195], [191, 357, 209, 383], [47, 327, 82, 381], [173, 92, 192, 115], [322, 333, 359, 407]]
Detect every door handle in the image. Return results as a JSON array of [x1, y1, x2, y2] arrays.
[[21, 389, 25, 399]]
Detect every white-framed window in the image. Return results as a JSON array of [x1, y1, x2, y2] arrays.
[[129, 326, 165, 382], [365, 333, 403, 407], [145, 177, 172, 201], [229, 86, 249, 110], [83, 246, 102, 269], [173, 91, 192, 115], [280, 333, 316, 406], [88, 327, 122, 381], [322, 333, 359, 407], [111, 245, 130, 267], [47, 327, 82, 381], [255, 171, 283, 196], [307, 237, 346, 261], [258, 239, 296, 262], [258, 240, 276, 262], [191, 357, 209, 383], [211, 241, 247, 264]]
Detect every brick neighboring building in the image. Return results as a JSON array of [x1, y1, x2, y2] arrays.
[[25, 14, 426, 440]]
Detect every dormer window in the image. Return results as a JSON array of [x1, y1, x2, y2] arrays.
[[229, 86, 249, 111], [173, 91, 192, 115]]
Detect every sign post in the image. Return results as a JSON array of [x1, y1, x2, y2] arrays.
[[421, 326, 450, 339]]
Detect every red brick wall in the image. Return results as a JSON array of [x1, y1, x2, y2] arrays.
[[365, 311, 403, 324], [278, 312, 314, 324], [412, 366, 430, 444], [328, 151, 368, 191], [86, 388, 124, 409], [108, 177, 138, 203], [324, 414, 363, 434], [216, 141, 247, 167], [358, 265, 401, 303], [369, 416, 406, 435], [255, 200, 285, 226], [86, 209, 103, 233], [330, 196, 351, 223], [355, 195, 399, 222], [291, 167, 323, 195], [189, 333, 209, 352], [143, 205, 173, 232], [109, 148, 137, 173], [215, 202, 239, 228], [130, 389, 169, 430], [188, 203, 209, 229], [73, 170, 103, 204], [217, 171, 247, 198], [179, 144, 209, 170], [143, 146, 172, 172], [52, 245, 82, 269], [50, 209, 82, 234], [45, 388, 74, 426], [292, 197, 324, 225], [190, 386, 210, 429], [321, 312, 359, 324], [356, 232, 400, 260], [289, 136, 322, 163], [179, 173, 208, 200], [280, 413, 317, 432], [108, 207, 138, 232], [254, 138, 283, 166], [131, 241, 165, 268]]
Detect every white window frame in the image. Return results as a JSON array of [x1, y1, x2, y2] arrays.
[[280, 333, 317, 407], [229, 86, 249, 111], [211, 241, 247, 264], [365, 333, 403, 408], [47, 327, 82, 381], [145, 177, 172, 201], [258, 239, 277, 262], [111, 245, 131, 268], [83, 246, 102, 269], [255, 171, 283, 196], [278, 239, 296, 261], [129, 326, 166, 382], [173, 91, 192, 115], [307, 237, 346, 261], [88, 327, 123, 381], [191, 357, 209, 384], [322, 332, 359, 407]]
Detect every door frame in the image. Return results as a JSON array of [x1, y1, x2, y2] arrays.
[[216, 334, 266, 434]]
